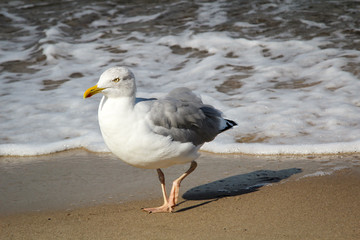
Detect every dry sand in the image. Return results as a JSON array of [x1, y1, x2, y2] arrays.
[[1, 150, 360, 239]]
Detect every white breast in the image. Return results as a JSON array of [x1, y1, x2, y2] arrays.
[[97, 96, 200, 169]]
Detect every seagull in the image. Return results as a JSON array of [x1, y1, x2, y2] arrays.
[[84, 67, 237, 213]]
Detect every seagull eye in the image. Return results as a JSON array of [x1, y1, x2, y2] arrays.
[[112, 77, 120, 83]]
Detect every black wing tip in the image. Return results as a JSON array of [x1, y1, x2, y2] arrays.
[[220, 119, 238, 132], [225, 119, 237, 127]]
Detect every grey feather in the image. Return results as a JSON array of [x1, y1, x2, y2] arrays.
[[147, 87, 226, 146]]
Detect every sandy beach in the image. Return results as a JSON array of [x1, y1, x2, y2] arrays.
[[1, 150, 359, 239]]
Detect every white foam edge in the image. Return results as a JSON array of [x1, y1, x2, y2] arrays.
[[2, 139, 360, 157], [201, 139, 360, 155], [0, 139, 109, 157]]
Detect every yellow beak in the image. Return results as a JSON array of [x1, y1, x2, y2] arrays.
[[83, 85, 105, 99]]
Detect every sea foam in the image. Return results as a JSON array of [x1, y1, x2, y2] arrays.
[[1, 1, 360, 157]]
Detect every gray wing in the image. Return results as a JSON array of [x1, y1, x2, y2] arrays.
[[148, 87, 223, 146]]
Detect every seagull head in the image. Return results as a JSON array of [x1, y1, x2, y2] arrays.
[[84, 67, 136, 99]]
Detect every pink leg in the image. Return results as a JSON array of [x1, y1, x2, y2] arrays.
[[142, 161, 197, 213], [168, 161, 197, 208], [142, 169, 172, 213]]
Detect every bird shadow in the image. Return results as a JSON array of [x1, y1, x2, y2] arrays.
[[176, 168, 302, 212]]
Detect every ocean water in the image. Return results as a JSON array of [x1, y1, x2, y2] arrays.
[[1, 0, 360, 156]]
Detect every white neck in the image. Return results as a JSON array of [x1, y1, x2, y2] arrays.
[[99, 95, 135, 113]]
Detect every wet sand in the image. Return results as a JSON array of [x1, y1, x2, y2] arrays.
[[1, 150, 360, 239]]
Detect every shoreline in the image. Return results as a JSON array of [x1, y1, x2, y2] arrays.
[[3, 146, 360, 158], [1, 150, 360, 239]]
